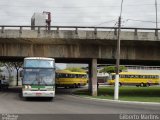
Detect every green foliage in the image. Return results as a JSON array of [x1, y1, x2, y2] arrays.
[[120, 66, 127, 71], [65, 67, 85, 72], [0, 62, 4, 73], [0, 62, 4, 67], [0, 61, 23, 86], [99, 66, 127, 73]]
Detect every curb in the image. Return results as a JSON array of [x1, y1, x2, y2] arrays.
[[72, 94, 160, 106]]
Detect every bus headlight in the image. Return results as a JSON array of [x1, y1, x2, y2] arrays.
[[24, 85, 31, 89]]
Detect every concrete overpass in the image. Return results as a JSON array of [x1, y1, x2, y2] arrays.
[[0, 25, 160, 96]]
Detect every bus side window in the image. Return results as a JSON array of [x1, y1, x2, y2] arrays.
[[66, 74, 68, 78], [68, 74, 71, 78], [72, 74, 75, 78], [71, 74, 74, 78], [76, 74, 79, 78], [80, 75, 82, 78], [69, 74, 72, 78], [112, 75, 115, 80], [120, 75, 124, 78], [62, 74, 66, 78], [135, 75, 138, 78], [76, 74, 78, 78], [130, 75, 134, 78], [56, 73, 58, 78], [152, 76, 156, 79], [126, 75, 129, 78], [81, 75, 84, 78]]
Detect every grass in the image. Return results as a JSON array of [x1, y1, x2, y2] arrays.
[[74, 86, 160, 102]]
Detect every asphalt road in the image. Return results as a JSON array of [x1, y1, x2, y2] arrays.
[[0, 87, 160, 120]]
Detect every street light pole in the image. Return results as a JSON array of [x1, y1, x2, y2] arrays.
[[114, 0, 123, 100]]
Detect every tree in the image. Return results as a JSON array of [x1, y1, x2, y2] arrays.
[[0, 67, 2, 77], [3, 62, 14, 83], [1, 62, 23, 86], [99, 65, 127, 73], [12, 62, 23, 86], [65, 67, 86, 72], [0, 62, 4, 78]]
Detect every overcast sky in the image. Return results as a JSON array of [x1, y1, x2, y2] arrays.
[[0, 0, 159, 69], [0, 0, 159, 28]]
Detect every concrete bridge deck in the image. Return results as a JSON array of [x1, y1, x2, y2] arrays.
[[0, 26, 160, 62], [0, 26, 160, 96]]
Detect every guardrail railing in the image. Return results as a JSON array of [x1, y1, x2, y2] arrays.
[[0, 25, 159, 36]]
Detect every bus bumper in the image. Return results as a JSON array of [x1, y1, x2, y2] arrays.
[[22, 91, 55, 97]]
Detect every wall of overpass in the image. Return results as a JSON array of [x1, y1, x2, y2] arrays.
[[0, 26, 160, 96], [0, 27, 160, 62]]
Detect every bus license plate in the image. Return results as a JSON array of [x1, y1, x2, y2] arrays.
[[36, 93, 42, 96]]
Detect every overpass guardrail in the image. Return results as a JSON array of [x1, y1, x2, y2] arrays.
[[0, 25, 159, 36]]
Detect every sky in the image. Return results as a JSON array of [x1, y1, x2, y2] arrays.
[[0, 0, 159, 69], [0, 0, 160, 28]]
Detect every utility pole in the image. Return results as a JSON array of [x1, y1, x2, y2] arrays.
[[155, 0, 158, 29], [114, 0, 123, 100], [114, 16, 121, 100]]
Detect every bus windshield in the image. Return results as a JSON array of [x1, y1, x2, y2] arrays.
[[23, 68, 54, 85], [24, 59, 54, 68]]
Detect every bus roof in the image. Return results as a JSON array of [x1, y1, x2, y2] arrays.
[[111, 72, 160, 75], [56, 70, 86, 75], [24, 57, 54, 61]]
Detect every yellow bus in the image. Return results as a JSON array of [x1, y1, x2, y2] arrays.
[[55, 70, 87, 88], [108, 72, 160, 87]]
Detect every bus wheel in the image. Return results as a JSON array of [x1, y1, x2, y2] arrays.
[[146, 83, 150, 87], [48, 97, 54, 101], [77, 83, 81, 88], [140, 83, 144, 87], [141, 83, 146, 87], [73, 83, 77, 88], [119, 82, 122, 87]]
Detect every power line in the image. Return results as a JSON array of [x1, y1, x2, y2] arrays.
[[0, 4, 159, 8], [126, 19, 160, 23], [94, 20, 117, 27], [105, 21, 118, 37]]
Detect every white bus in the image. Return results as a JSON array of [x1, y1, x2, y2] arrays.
[[22, 57, 55, 100]]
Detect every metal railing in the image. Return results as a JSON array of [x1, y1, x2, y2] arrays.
[[0, 25, 159, 36]]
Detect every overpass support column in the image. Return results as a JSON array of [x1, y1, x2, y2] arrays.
[[89, 58, 97, 96], [88, 63, 92, 93]]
